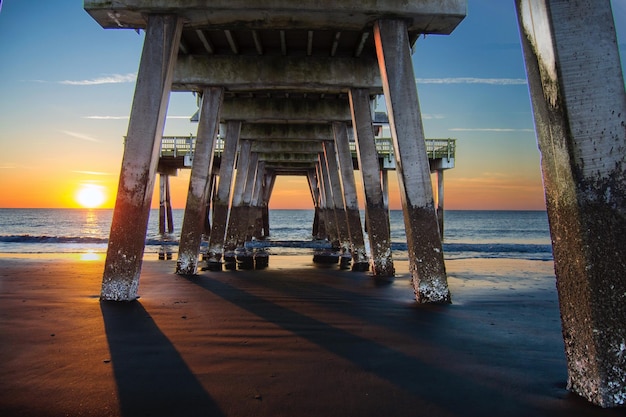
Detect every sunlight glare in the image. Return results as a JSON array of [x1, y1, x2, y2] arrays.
[[76, 184, 106, 208]]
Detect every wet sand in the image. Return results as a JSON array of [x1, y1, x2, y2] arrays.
[[1, 255, 625, 417]]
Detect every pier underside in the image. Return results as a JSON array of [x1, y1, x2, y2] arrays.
[[86, 0, 626, 407]]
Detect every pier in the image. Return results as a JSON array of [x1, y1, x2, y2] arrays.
[[156, 120, 457, 253], [86, 0, 626, 407]]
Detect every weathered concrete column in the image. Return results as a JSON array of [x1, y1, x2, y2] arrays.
[[261, 171, 276, 237], [158, 173, 174, 235], [323, 140, 352, 263], [176, 87, 224, 275], [241, 152, 259, 242], [333, 122, 368, 271], [381, 169, 389, 210], [224, 140, 252, 253], [436, 169, 445, 238], [206, 120, 241, 270], [101, 15, 182, 301], [317, 153, 339, 248], [307, 169, 326, 239], [249, 159, 266, 240], [349, 88, 394, 277], [516, 0, 626, 407], [374, 19, 449, 301]]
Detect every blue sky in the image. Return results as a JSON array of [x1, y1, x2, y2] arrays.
[[0, 1, 624, 209]]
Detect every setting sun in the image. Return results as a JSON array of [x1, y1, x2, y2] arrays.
[[75, 184, 106, 208]]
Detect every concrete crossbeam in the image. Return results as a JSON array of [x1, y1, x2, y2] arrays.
[[240, 124, 334, 141], [210, 97, 353, 123], [250, 141, 323, 154], [85, 0, 465, 34], [173, 55, 382, 93]]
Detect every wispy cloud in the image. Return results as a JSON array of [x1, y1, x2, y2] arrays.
[[449, 128, 534, 132], [422, 114, 445, 120], [84, 115, 191, 120], [60, 73, 136, 86], [416, 77, 527, 85], [83, 115, 129, 120], [61, 130, 100, 142]]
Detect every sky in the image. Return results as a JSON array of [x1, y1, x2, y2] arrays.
[[0, 1, 624, 210]]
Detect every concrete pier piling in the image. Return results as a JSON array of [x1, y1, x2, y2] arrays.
[[224, 139, 252, 268], [206, 121, 241, 271], [349, 88, 394, 278], [158, 173, 174, 235], [374, 19, 450, 302], [101, 14, 182, 301], [322, 140, 352, 268], [333, 122, 369, 271], [176, 87, 223, 275], [516, 0, 626, 407]]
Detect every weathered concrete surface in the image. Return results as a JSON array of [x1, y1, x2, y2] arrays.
[[196, 97, 352, 123], [85, 0, 466, 34], [158, 173, 174, 234], [516, 0, 626, 407], [101, 15, 182, 301], [375, 19, 449, 303], [240, 124, 333, 142], [317, 153, 340, 248], [174, 55, 382, 93], [206, 121, 241, 269], [436, 169, 445, 237], [176, 87, 223, 275], [333, 122, 368, 271], [224, 140, 252, 253], [349, 88, 394, 277], [323, 140, 352, 259]]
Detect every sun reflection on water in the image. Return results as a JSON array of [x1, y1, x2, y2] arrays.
[[80, 251, 102, 261]]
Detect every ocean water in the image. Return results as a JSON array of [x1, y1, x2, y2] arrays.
[[0, 208, 553, 262]]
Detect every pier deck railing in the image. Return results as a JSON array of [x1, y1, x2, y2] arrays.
[[160, 136, 456, 162]]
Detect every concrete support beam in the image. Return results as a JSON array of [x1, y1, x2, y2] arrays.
[[174, 55, 381, 93], [176, 87, 223, 275], [516, 0, 626, 407], [375, 19, 449, 302], [101, 15, 182, 301], [436, 169, 445, 237], [241, 152, 260, 241], [206, 120, 241, 269], [323, 140, 352, 263], [240, 124, 333, 141], [86, 0, 466, 35], [333, 122, 368, 271], [261, 171, 276, 237], [307, 169, 326, 239], [250, 141, 323, 154], [224, 140, 252, 253], [349, 88, 394, 278], [158, 173, 174, 235], [250, 160, 266, 239], [216, 97, 352, 123], [317, 154, 339, 248]]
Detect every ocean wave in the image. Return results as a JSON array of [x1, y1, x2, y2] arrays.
[[0, 235, 553, 260], [0, 235, 108, 244]]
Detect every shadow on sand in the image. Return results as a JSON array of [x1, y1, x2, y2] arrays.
[[100, 301, 225, 417]]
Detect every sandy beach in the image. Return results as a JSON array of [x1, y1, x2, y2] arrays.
[[1, 254, 624, 417]]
